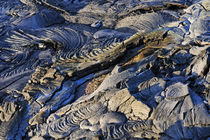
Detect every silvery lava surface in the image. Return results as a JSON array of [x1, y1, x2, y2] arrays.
[[0, 0, 209, 139]]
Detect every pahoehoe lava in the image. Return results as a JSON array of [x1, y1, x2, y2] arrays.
[[0, 0, 209, 139]]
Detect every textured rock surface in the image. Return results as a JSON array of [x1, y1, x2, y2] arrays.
[[0, 0, 209, 139]]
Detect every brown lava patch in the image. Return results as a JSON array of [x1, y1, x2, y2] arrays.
[[85, 74, 107, 94], [123, 47, 157, 67]]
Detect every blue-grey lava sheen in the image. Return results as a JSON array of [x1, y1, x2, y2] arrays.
[[0, 0, 209, 139]]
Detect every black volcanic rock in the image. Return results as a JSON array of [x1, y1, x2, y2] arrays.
[[0, 0, 209, 139]]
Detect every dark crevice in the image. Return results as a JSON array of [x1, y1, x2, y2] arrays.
[[43, 76, 68, 105]]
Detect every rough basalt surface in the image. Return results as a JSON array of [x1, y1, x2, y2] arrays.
[[0, 0, 209, 139]]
